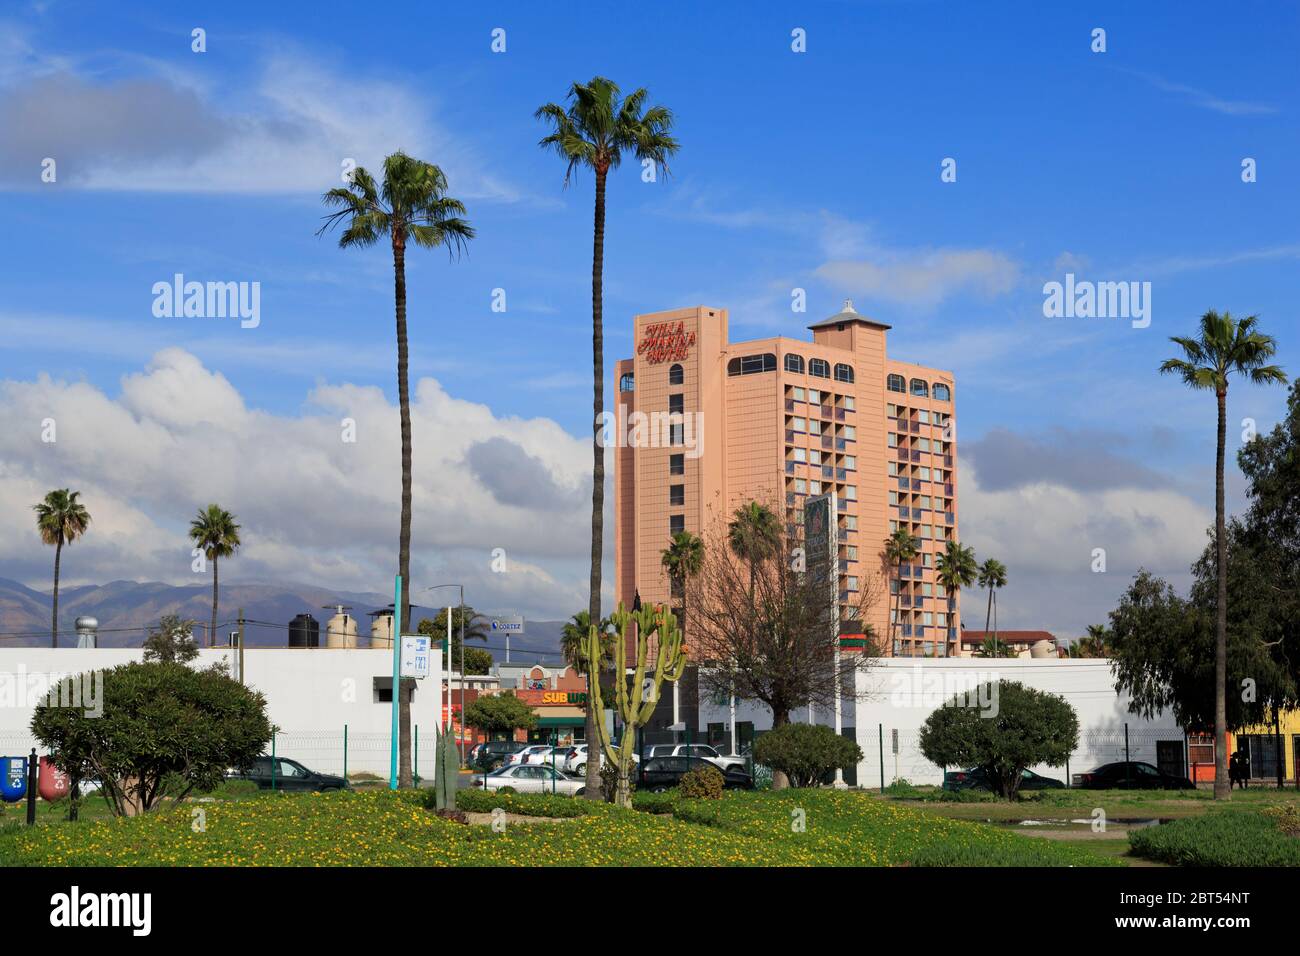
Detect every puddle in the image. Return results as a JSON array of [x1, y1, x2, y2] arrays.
[[991, 817, 1170, 829]]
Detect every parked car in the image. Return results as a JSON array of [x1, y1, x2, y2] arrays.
[[1073, 761, 1195, 790], [471, 741, 529, 772], [475, 764, 586, 796], [643, 743, 746, 773], [638, 756, 753, 793], [942, 766, 1065, 792], [504, 744, 557, 767], [227, 756, 348, 792], [563, 744, 638, 775]]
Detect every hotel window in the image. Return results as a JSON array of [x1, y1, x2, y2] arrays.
[[889, 520, 898, 532], [923, 612, 933, 626], [847, 577, 859, 591], [918, 409, 930, 424], [889, 491, 899, 506], [791, 416, 806, 432], [846, 545, 858, 561], [619, 373, 635, 392], [669, 484, 684, 506], [843, 395, 855, 411], [916, 438, 931, 452], [844, 455, 856, 470], [910, 378, 929, 398], [919, 466, 930, 481], [670, 454, 684, 475], [888, 461, 898, 475], [888, 433, 898, 448], [887, 374, 906, 393], [728, 353, 777, 375], [792, 447, 807, 463], [670, 514, 685, 534], [784, 354, 805, 374], [844, 515, 857, 530], [810, 480, 821, 494], [844, 485, 857, 501], [808, 420, 822, 436], [843, 425, 856, 441], [792, 386, 805, 401], [834, 363, 855, 383], [808, 389, 821, 404], [918, 496, 931, 510], [933, 383, 951, 402], [937, 612, 948, 627], [668, 363, 684, 385], [668, 393, 684, 414], [794, 478, 807, 494], [669, 422, 684, 445], [809, 449, 821, 465], [922, 582, 933, 596], [809, 358, 830, 378], [923, 554, 933, 567]]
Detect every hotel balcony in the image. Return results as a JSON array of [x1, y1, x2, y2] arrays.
[[945, 482, 954, 495], [946, 511, 955, 525]]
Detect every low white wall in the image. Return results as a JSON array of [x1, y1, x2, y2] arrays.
[[854, 658, 1182, 786], [0, 646, 442, 780]]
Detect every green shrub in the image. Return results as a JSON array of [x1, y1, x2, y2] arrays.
[[1264, 803, 1300, 837], [633, 790, 679, 815], [882, 778, 925, 798], [752, 723, 862, 788], [680, 765, 724, 800], [452, 789, 589, 818], [1129, 811, 1300, 866]]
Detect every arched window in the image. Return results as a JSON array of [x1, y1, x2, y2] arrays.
[[933, 383, 951, 402], [809, 358, 830, 378], [668, 364, 684, 385], [834, 363, 855, 384], [784, 354, 805, 374], [910, 378, 929, 398], [619, 373, 635, 392], [887, 374, 906, 393], [727, 353, 777, 376]]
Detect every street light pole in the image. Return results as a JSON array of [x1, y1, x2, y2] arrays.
[[427, 583, 467, 762]]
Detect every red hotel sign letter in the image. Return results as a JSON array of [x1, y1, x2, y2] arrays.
[[636, 321, 696, 365]]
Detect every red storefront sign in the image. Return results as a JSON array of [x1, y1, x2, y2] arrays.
[[636, 321, 696, 365]]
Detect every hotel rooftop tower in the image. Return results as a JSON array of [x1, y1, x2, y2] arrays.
[[614, 302, 959, 657]]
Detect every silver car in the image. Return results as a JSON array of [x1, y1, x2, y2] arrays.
[[476, 764, 585, 796]]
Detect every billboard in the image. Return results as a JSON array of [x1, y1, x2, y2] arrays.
[[803, 493, 839, 628]]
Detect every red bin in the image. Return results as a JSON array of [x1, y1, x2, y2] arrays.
[[37, 757, 69, 802]]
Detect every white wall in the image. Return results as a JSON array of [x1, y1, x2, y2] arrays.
[[0, 646, 442, 780], [854, 658, 1182, 786]]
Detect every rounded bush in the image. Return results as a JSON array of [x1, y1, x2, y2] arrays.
[[752, 723, 863, 788], [679, 764, 724, 800]]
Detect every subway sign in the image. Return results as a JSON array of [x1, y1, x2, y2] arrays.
[[541, 691, 587, 706]]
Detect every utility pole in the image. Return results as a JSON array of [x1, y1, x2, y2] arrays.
[[237, 608, 245, 684]]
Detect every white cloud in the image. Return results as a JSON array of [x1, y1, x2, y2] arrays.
[[816, 248, 1020, 308], [0, 349, 594, 619]]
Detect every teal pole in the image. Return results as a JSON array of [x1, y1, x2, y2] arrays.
[[390, 574, 402, 790], [343, 724, 349, 782], [878, 724, 884, 794], [415, 724, 420, 787]]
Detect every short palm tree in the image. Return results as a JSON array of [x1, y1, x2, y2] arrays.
[[935, 539, 978, 656], [188, 505, 240, 647], [975, 635, 1016, 658], [661, 530, 704, 641], [728, 502, 782, 595], [977, 558, 1008, 655], [33, 489, 91, 647], [1160, 309, 1286, 800], [536, 79, 678, 798], [883, 529, 920, 653], [1074, 624, 1110, 658], [319, 152, 473, 789]]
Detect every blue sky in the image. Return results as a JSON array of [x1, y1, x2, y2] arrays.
[[0, 0, 1296, 632]]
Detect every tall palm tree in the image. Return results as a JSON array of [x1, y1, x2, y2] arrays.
[[936, 539, 978, 657], [883, 529, 920, 654], [319, 152, 473, 789], [728, 502, 782, 594], [977, 558, 1008, 656], [536, 79, 678, 799], [1160, 310, 1286, 800], [188, 505, 241, 647], [33, 489, 91, 648], [661, 530, 704, 640]]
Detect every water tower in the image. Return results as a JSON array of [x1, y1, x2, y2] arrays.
[[324, 606, 358, 649]]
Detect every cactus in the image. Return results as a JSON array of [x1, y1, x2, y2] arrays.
[[433, 724, 458, 811], [584, 601, 687, 808]]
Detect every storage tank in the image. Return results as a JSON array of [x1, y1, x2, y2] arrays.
[[1030, 639, 1056, 659], [370, 609, 394, 649], [324, 607, 358, 649], [289, 613, 320, 648]]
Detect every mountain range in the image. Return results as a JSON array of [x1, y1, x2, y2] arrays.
[[0, 577, 568, 665]]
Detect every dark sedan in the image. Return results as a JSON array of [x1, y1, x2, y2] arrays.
[[228, 756, 348, 792], [942, 766, 1065, 792], [638, 756, 753, 792], [1072, 761, 1195, 790]]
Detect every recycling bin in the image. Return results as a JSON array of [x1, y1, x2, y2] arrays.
[[38, 757, 68, 802], [0, 756, 27, 803]]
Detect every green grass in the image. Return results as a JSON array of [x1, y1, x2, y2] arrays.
[[0, 787, 1117, 867], [1128, 808, 1300, 866]]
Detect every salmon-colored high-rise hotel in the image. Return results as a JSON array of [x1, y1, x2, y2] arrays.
[[614, 302, 960, 657]]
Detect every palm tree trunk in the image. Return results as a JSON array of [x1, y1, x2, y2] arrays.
[[890, 566, 899, 655], [51, 537, 62, 648], [583, 167, 608, 800], [211, 555, 219, 647], [394, 233, 414, 789], [1214, 390, 1229, 800]]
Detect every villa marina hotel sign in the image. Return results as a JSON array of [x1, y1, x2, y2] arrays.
[[636, 320, 697, 364]]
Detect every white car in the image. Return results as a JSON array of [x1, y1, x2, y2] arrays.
[[563, 744, 638, 775], [476, 764, 586, 796], [504, 745, 555, 767], [645, 744, 746, 773]]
